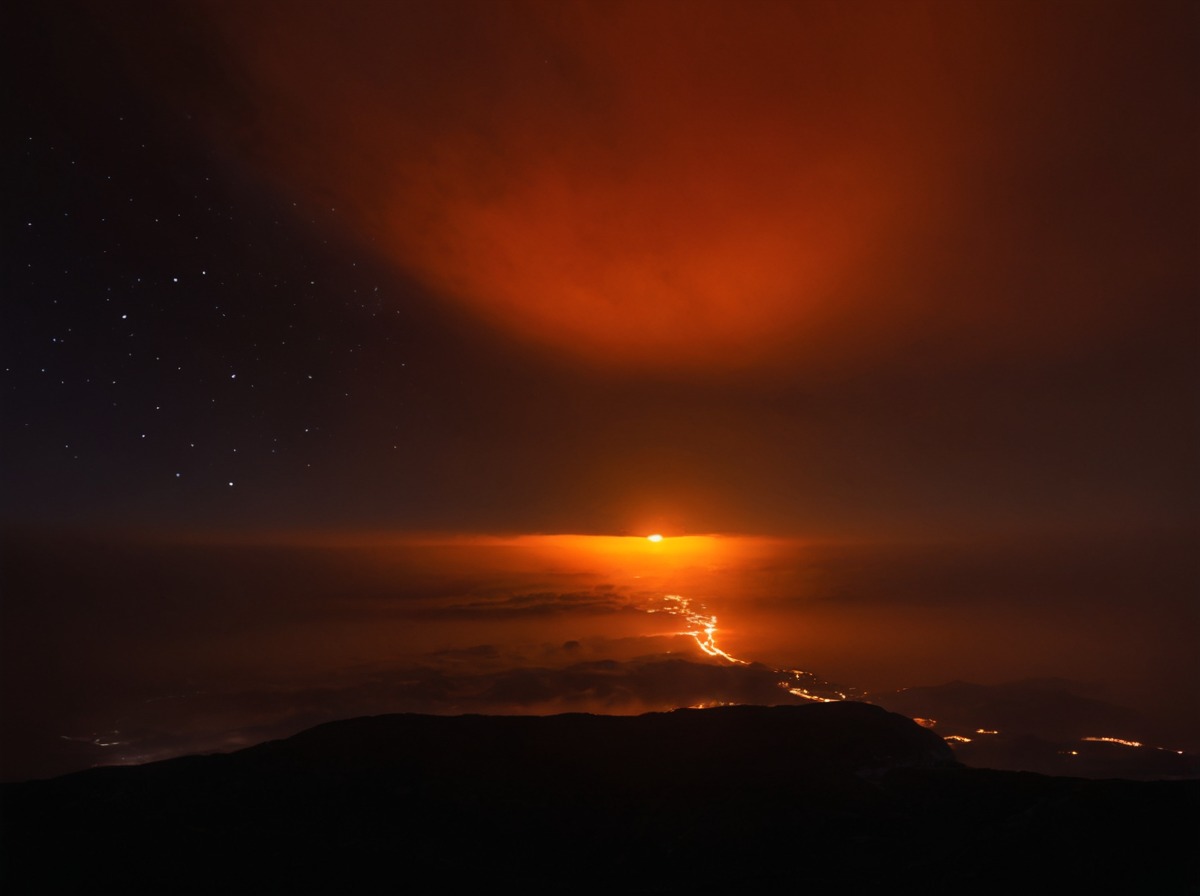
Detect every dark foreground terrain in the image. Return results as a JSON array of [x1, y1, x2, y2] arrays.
[[3, 703, 1197, 893]]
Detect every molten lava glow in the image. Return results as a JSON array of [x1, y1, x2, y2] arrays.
[[783, 687, 839, 704], [430, 533, 742, 570], [649, 594, 858, 704], [1082, 737, 1144, 748], [658, 594, 747, 664], [944, 735, 973, 744]]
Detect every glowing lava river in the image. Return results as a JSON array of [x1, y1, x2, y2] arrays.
[[650, 592, 858, 704]]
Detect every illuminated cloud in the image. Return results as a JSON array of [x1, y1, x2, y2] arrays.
[[184, 1, 913, 369], [121, 0, 1190, 372]]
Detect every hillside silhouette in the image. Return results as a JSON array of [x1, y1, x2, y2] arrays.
[[3, 703, 1196, 893]]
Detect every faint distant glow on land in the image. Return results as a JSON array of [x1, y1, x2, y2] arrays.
[[781, 686, 837, 703], [975, 728, 999, 735], [780, 669, 847, 702], [60, 732, 126, 748], [913, 718, 938, 729], [1082, 736, 1143, 748]]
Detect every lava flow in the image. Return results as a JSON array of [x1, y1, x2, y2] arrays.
[[657, 594, 748, 664]]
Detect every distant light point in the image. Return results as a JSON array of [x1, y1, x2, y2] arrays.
[[647, 533, 664, 543]]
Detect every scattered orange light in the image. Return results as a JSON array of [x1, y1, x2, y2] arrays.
[[912, 718, 937, 729]]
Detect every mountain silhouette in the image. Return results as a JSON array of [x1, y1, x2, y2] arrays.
[[3, 703, 1196, 893]]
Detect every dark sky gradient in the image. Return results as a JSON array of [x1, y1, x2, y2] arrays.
[[2, 1, 1197, 781]]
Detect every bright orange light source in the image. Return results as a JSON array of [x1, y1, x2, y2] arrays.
[[647, 533, 664, 543]]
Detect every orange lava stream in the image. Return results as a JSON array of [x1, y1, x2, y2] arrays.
[[650, 594, 855, 704], [659, 594, 748, 665]]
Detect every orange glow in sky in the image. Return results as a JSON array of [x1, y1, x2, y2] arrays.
[[179, 2, 1015, 371], [94, 1, 1186, 375], [402, 533, 753, 580]]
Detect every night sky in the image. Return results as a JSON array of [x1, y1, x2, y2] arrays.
[[2, 1, 1197, 781]]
